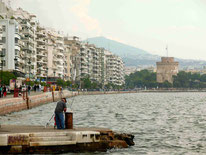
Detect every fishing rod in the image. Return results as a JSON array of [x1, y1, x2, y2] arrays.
[[44, 113, 54, 128], [69, 91, 76, 111]]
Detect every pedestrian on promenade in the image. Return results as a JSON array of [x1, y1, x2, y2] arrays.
[[28, 85, 31, 95], [54, 98, 67, 129], [39, 84, 41, 92], [37, 84, 39, 92], [19, 85, 22, 96], [3, 85, 7, 97]]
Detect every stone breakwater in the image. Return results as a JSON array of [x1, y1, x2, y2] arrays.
[[0, 125, 135, 154], [0, 91, 137, 116]]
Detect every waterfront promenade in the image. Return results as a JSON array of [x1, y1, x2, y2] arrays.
[[1, 88, 204, 116], [0, 91, 43, 100], [0, 90, 138, 116]]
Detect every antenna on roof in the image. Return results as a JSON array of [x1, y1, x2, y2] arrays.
[[166, 45, 168, 57], [8, 0, 11, 8]]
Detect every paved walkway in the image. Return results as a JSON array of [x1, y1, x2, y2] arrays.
[[0, 124, 111, 134], [0, 91, 46, 100]]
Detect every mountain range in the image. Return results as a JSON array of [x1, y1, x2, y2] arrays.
[[86, 36, 206, 69]]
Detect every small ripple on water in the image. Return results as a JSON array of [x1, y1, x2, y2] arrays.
[[2, 93, 206, 154]]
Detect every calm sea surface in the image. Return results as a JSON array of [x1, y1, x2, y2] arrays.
[[1, 92, 206, 154]]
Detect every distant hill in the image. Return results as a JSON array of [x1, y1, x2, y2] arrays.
[[86, 36, 148, 56], [86, 36, 206, 69]]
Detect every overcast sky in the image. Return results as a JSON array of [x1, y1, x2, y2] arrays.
[[9, 0, 206, 60]]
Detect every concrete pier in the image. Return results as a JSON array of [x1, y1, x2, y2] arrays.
[[0, 125, 134, 154]]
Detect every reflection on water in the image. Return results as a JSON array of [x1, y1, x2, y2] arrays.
[[1, 92, 206, 154]]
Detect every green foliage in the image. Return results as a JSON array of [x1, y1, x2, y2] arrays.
[[125, 70, 206, 89], [125, 70, 157, 89], [82, 77, 92, 89], [25, 81, 35, 86], [56, 79, 67, 88], [173, 71, 206, 89], [0, 71, 16, 85]]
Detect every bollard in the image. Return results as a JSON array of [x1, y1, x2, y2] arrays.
[[52, 91, 55, 102], [13, 88, 19, 97], [65, 112, 73, 129]]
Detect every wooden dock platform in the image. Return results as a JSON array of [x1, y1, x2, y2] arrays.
[[0, 125, 134, 154]]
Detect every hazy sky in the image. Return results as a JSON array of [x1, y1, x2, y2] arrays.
[[9, 0, 206, 60]]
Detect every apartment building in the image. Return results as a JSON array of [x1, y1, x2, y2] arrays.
[[105, 51, 124, 86], [46, 28, 65, 79], [14, 8, 37, 79], [0, 19, 21, 73], [0, 0, 13, 19], [64, 36, 81, 82], [0, 5, 125, 86], [36, 24, 47, 78]]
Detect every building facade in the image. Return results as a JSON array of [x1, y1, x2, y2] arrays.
[[156, 57, 179, 83], [105, 51, 124, 86], [0, 5, 125, 86], [0, 19, 20, 72]]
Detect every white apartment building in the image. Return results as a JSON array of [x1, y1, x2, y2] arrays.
[[88, 44, 101, 83], [36, 24, 47, 78], [64, 36, 81, 82], [0, 19, 21, 73], [14, 8, 37, 79], [0, 0, 13, 19], [47, 28, 65, 79], [0, 4, 125, 86], [105, 51, 124, 86]]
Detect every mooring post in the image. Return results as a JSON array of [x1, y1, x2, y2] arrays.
[[52, 91, 55, 102], [26, 90, 29, 109]]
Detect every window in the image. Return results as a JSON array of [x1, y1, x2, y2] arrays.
[[15, 38, 18, 44], [15, 50, 19, 56], [2, 25, 6, 32], [1, 60, 6, 66], [0, 49, 6, 57], [0, 37, 6, 43]]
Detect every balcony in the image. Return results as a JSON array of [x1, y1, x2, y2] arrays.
[[37, 45, 46, 50], [42, 60, 47, 64], [37, 59, 43, 64], [36, 38, 46, 44], [57, 52, 64, 57], [22, 37, 33, 42], [57, 46, 64, 51], [36, 31, 46, 37], [23, 45, 34, 51], [56, 40, 63, 45], [15, 33, 21, 40], [81, 69, 88, 74], [15, 45, 20, 51], [21, 29, 34, 36], [81, 65, 87, 69], [21, 21, 31, 27], [37, 52, 45, 57]]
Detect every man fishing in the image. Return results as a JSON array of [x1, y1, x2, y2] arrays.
[[54, 98, 67, 129]]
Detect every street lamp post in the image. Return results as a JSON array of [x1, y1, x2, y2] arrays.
[[28, 58, 31, 86], [0, 53, 5, 85], [46, 67, 48, 85], [53, 70, 56, 83], [14, 57, 18, 88]]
